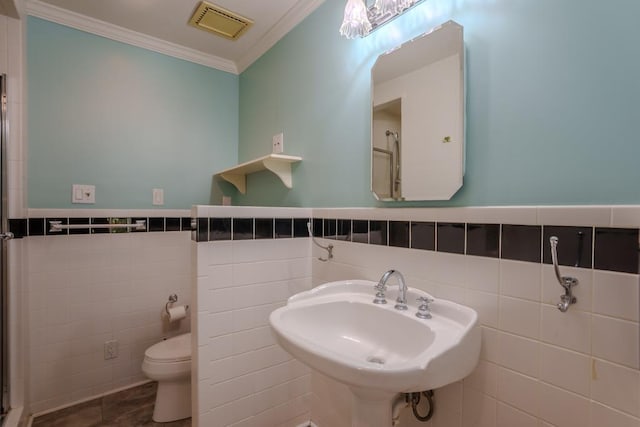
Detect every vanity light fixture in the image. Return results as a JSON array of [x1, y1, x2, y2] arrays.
[[374, 0, 401, 15], [339, 0, 372, 39], [339, 0, 425, 39]]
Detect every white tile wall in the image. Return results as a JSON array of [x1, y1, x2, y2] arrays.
[[27, 227, 191, 414], [193, 206, 313, 427], [306, 206, 640, 427], [23, 204, 638, 426], [8, 237, 26, 411]]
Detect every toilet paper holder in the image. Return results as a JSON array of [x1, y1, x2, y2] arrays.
[[165, 294, 189, 315]]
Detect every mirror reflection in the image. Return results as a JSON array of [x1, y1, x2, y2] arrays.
[[371, 21, 465, 201]]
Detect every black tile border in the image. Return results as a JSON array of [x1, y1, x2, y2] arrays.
[[9, 213, 640, 274], [210, 218, 230, 241], [594, 227, 639, 274], [191, 217, 313, 242], [233, 218, 253, 240], [191, 216, 638, 274], [410, 221, 435, 250], [293, 218, 309, 238], [275, 218, 293, 239], [8, 219, 26, 238], [148, 217, 165, 233], [467, 223, 500, 258], [542, 226, 592, 269], [28, 218, 45, 236], [369, 220, 388, 246], [68, 217, 90, 235], [501, 224, 542, 263], [352, 220, 369, 244], [255, 218, 274, 239], [437, 222, 465, 254], [389, 221, 409, 248], [10, 216, 195, 238]]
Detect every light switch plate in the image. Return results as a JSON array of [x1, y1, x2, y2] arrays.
[[152, 188, 164, 206], [72, 184, 95, 204]]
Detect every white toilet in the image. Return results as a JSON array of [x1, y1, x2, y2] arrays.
[[142, 332, 192, 422]]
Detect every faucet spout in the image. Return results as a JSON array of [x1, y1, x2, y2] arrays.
[[378, 270, 408, 311]]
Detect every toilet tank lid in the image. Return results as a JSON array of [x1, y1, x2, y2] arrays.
[[145, 332, 191, 362]]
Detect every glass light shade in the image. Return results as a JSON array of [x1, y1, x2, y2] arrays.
[[339, 0, 372, 39], [396, 0, 415, 11], [374, 0, 399, 15]]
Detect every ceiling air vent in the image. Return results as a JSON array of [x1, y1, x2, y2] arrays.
[[188, 1, 254, 41]]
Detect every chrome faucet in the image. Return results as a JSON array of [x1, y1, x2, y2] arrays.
[[374, 270, 408, 311]]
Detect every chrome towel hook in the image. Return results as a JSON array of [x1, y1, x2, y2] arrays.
[[307, 222, 333, 262], [549, 236, 579, 312]]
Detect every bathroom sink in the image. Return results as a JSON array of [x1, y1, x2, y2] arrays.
[[269, 279, 481, 395]]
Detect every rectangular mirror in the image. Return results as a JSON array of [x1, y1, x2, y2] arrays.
[[371, 20, 465, 201]]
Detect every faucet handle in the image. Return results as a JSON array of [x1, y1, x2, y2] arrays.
[[416, 296, 434, 319], [373, 281, 387, 305]]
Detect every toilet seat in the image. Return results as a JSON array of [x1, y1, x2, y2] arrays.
[[144, 333, 191, 363]]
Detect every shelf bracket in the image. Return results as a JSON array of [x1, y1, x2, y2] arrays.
[[219, 173, 246, 194], [263, 157, 294, 189], [215, 154, 302, 194]]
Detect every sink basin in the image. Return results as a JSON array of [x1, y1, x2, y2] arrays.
[[269, 279, 480, 427]]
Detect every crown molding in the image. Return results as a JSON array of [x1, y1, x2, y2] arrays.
[[25, 0, 238, 74], [236, 0, 325, 73], [0, 0, 20, 19]]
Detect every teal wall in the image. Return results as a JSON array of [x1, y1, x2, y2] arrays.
[[27, 17, 239, 209], [26, 0, 640, 209], [236, 0, 640, 207]]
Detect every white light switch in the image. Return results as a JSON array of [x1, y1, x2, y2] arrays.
[[72, 184, 95, 204], [153, 188, 164, 206]]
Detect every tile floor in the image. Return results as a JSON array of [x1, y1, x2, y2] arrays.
[[32, 382, 191, 427]]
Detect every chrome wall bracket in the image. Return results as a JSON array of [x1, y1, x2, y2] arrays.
[[549, 236, 579, 312]]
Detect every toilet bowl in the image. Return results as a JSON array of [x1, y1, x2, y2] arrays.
[[142, 332, 191, 422]]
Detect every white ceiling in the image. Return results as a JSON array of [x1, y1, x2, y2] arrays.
[[26, 0, 325, 73]]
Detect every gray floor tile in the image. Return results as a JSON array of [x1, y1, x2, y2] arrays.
[[32, 398, 103, 427], [102, 382, 157, 422], [33, 382, 191, 427], [99, 402, 155, 426]]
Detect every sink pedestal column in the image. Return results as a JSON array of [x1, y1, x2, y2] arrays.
[[351, 388, 397, 427]]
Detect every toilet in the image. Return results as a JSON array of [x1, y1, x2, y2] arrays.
[[142, 333, 192, 422]]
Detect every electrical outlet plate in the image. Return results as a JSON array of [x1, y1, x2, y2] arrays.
[[104, 340, 118, 360], [272, 132, 284, 154]]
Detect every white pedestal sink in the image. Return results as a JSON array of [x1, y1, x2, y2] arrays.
[[269, 280, 481, 427]]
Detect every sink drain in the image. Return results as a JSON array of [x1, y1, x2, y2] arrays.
[[367, 356, 385, 365]]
